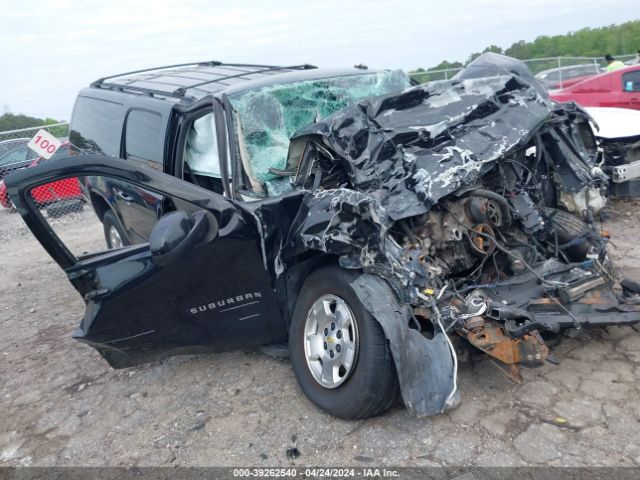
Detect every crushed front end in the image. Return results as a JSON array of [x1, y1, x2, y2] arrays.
[[283, 53, 640, 416]]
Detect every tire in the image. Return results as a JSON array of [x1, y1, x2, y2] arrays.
[[543, 208, 592, 261], [289, 265, 399, 419], [103, 210, 128, 249]]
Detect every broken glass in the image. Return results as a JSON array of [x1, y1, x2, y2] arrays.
[[229, 70, 410, 186]]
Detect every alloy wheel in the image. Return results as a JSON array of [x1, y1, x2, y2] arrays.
[[303, 294, 359, 389]]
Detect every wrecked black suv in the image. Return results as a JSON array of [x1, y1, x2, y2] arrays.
[[67, 62, 407, 247], [6, 53, 640, 419]]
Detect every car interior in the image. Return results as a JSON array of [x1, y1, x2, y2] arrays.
[[182, 112, 226, 195], [181, 109, 298, 201]]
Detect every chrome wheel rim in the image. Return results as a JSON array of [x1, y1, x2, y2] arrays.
[[108, 225, 123, 249], [304, 294, 359, 389]]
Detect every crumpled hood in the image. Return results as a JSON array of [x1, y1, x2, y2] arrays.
[[292, 53, 590, 222]]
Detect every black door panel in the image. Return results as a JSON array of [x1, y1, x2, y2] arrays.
[[112, 180, 163, 242], [73, 237, 282, 367], [5, 155, 286, 367]]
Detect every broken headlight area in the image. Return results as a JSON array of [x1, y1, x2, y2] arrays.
[[284, 53, 640, 416]]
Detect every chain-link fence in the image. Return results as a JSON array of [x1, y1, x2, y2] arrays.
[[0, 123, 69, 142], [0, 123, 83, 221], [0, 123, 145, 257], [409, 54, 640, 86]]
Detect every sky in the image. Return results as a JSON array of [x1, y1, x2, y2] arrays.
[[1, 0, 639, 120]]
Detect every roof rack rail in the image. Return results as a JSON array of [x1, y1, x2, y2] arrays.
[[91, 60, 223, 86], [171, 63, 317, 97], [90, 61, 318, 100]]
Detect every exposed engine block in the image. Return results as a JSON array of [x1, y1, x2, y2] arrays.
[[404, 194, 511, 276]]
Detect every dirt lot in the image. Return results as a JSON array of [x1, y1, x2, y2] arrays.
[[1, 200, 640, 468]]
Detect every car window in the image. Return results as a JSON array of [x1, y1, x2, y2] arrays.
[[0, 139, 28, 156], [69, 96, 124, 156], [546, 71, 560, 81], [125, 109, 163, 165], [622, 71, 640, 92], [0, 146, 30, 166], [26, 175, 155, 259], [571, 66, 595, 77], [229, 70, 410, 192], [50, 144, 71, 161]]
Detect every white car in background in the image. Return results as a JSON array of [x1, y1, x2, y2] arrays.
[[585, 107, 640, 197]]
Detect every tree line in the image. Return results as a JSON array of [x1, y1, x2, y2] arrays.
[[411, 19, 640, 82], [0, 113, 67, 137]]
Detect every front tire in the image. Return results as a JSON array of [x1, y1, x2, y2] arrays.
[[103, 210, 128, 249], [289, 266, 398, 419]]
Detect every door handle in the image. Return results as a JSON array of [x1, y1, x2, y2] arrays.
[[116, 190, 133, 202], [84, 288, 110, 300]]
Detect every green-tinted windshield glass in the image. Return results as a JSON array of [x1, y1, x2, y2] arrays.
[[229, 70, 410, 183]]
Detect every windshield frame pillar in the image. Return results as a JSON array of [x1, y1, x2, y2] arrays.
[[212, 96, 232, 199]]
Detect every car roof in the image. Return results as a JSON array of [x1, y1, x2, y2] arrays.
[[556, 64, 640, 92], [88, 61, 376, 104], [535, 64, 600, 77], [0, 138, 29, 145], [0, 138, 29, 155]]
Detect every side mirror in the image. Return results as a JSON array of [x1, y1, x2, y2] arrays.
[[150, 210, 218, 266]]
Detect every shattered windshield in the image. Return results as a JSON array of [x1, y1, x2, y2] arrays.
[[229, 70, 410, 185]]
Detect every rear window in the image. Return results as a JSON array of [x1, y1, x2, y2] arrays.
[[125, 109, 163, 163], [0, 139, 28, 155], [622, 71, 640, 92], [545, 71, 560, 81], [0, 146, 35, 166], [69, 96, 124, 156], [568, 65, 597, 77]]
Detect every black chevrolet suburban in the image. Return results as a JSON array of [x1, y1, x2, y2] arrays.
[[69, 62, 407, 247], [8, 54, 640, 419]]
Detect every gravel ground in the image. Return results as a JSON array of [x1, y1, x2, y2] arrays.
[[1, 200, 639, 467]]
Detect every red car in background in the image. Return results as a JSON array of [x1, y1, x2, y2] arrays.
[[550, 65, 640, 110], [534, 64, 602, 90], [0, 142, 83, 210]]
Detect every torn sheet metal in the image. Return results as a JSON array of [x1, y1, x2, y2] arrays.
[[351, 274, 459, 417], [292, 57, 598, 222], [585, 107, 640, 140], [266, 54, 640, 415]]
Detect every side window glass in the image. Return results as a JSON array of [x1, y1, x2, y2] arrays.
[[622, 71, 640, 92], [69, 97, 124, 156], [125, 110, 163, 166], [26, 175, 157, 259]]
